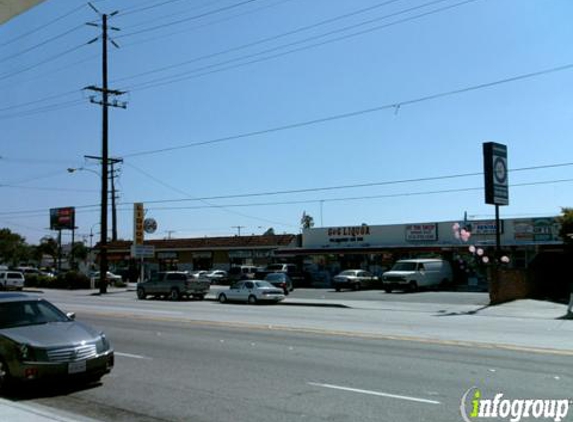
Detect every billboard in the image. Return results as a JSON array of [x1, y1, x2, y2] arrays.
[[133, 203, 144, 245], [49, 207, 75, 230], [483, 142, 509, 206]]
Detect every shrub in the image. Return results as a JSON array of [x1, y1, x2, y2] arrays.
[[53, 271, 90, 290]]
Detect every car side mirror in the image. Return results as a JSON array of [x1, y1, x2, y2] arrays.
[[66, 312, 76, 320]]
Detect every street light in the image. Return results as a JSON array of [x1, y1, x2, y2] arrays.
[[67, 166, 100, 177]]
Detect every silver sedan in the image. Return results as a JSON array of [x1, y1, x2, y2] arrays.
[[0, 293, 114, 390], [217, 280, 285, 304]]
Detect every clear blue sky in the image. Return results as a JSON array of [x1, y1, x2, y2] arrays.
[[1, 0, 572, 245]]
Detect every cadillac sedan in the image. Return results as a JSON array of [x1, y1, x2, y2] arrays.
[[217, 280, 285, 304], [0, 293, 114, 390]]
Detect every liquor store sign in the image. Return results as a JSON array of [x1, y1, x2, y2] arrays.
[[133, 203, 144, 245]]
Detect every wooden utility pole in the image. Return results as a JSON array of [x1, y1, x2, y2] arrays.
[[86, 3, 126, 293]]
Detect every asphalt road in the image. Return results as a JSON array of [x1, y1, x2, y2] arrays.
[[6, 307, 573, 422]]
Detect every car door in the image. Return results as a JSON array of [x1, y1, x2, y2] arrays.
[[226, 282, 244, 301], [241, 281, 256, 301], [146, 273, 163, 294]]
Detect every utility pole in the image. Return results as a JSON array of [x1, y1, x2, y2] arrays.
[[86, 3, 126, 294], [85, 155, 123, 242], [232, 226, 245, 236]]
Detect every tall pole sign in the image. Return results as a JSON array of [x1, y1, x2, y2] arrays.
[[133, 202, 144, 245], [483, 142, 509, 254]]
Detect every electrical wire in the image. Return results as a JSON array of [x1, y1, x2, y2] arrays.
[[0, 3, 87, 48], [0, 24, 85, 63], [117, 0, 259, 39], [113, 0, 407, 84], [121, 61, 573, 158], [120, 0, 456, 88]]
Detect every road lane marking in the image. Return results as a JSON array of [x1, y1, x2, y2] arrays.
[[115, 352, 152, 360], [308, 382, 441, 405]]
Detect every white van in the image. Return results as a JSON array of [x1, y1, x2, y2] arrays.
[[0, 271, 25, 291], [381, 259, 453, 292]]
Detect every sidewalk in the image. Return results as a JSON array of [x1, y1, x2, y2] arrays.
[[0, 398, 102, 422]]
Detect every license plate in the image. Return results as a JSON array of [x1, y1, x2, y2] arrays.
[[68, 360, 87, 374]]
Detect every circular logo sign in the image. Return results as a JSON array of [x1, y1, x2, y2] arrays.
[[143, 218, 157, 234], [493, 156, 507, 184]]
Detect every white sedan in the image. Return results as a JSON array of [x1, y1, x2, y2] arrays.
[[217, 280, 285, 304]]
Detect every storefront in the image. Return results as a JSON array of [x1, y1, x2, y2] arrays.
[[276, 217, 563, 286]]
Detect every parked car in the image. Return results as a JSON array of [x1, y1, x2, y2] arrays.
[[90, 271, 123, 286], [217, 280, 285, 304], [255, 263, 303, 286], [0, 271, 25, 291], [0, 293, 114, 389], [190, 270, 209, 280], [381, 259, 453, 292], [205, 269, 228, 284], [228, 265, 258, 282], [136, 271, 210, 300], [264, 273, 294, 295], [333, 270, 378, 291]]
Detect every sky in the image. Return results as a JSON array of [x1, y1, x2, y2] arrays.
[[1, 0, 572, 246]]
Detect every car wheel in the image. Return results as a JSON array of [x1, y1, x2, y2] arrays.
[[335, 286, 341, 292], [384, 287, 392, 293], [248, 295, 257, 304], [218, 294, 227, 303], [136, 288, 146, 300], [353, 283, 361, 291], [0, 358, 11, 392], [170, 288, 180, 301], [284, 289, 289, 296], [408, 281, 418, 292]]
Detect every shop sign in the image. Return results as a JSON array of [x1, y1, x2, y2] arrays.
[[133, 203, 144, 245], [533, 218, 558, 242], [513, 221, 534, 241], [472, 221, 502, 236], [228, 250, 252, 259], [157, 252, 178, 259], [192, 251, 212, 259], [405, 224, 437, 241], [253, 250, 271, 258], [327, 225, 370, 245]]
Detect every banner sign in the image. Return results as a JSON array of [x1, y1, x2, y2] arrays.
[[49, 207, 75, 230], [405, 224, 437, 241]]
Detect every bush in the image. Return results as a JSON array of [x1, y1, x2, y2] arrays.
[[53, 271, 90, 290], [24, 274, 54, 288]]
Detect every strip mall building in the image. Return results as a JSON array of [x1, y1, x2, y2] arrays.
[[99, 216, 563, 292]]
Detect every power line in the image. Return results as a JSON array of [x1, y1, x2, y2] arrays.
[[121, 61, 573, 158], [120, 0, 295, 49], [121, 0, 460, 89], [113, 0, 407, 84], [0, 24, 85, 63], [0, 3, 87, 48], [118, 0, 193, 18], [118, 0, 229, 22], [0, 165, 570, 218], [145, 179, 573, 211], [0, 43, 87, 82], [117, 0, 259, 39], [125, 162, 297, 227], [0, 99, 85, 121], [123, 161, 573, 205]]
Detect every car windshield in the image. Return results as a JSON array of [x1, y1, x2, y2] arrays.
[[0, 300, 70, 329], [339, 270, 357, 276], [255, 281, 274, 288], [265, 273, 283, 281], [391, 262, 418, 271]]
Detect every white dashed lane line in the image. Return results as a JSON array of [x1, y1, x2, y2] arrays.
[[307, 382, 441, 405]]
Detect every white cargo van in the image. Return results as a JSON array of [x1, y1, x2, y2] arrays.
[[0, 271, 25, 291], [381, 259, 452, 292]]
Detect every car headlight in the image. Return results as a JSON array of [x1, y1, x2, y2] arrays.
[[18, 343, 37, 361], [100, 333, 111, 351]]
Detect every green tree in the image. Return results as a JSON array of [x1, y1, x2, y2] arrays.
[[300, 212, 314, 229], [38, 236, 58, 268], [558, 207, 573, 245], [0, 228, 28, 266]]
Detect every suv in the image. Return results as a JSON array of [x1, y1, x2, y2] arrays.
[[0, 271, 25, 291], [228, 266, 258, 282]]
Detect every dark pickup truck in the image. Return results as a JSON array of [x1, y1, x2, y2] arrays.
[[136, 271, 210, 301]]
